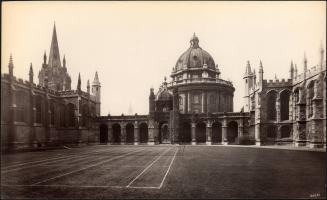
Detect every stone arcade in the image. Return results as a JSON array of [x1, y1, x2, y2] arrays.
[[1, 26, 326, 150]]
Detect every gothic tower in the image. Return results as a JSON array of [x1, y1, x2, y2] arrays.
[[92, 71, 101, 116]]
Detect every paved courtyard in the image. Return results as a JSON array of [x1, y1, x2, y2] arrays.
[[1, 145, 326, 199]]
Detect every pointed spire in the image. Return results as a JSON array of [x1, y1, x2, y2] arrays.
[[8, 54, 14, 77], [303, 52, 307, 74], [289, 61, 294, 79], [93, 71, 100, 85], [245, 60, 252, 75], [77, 73, 81, 91], [294, 64, 298, 76], [43, 50, 47, 64], [87, 79, 90, 94], [63, 54, 66, 68], [48, 22, 62, 68]]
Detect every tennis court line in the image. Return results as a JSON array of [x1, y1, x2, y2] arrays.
[[1, 147, 124, 171], [126, 147, 171, 188], [1, 147, 131, 174], [158, 147, 178, 189], [31, 147, 147, 186]]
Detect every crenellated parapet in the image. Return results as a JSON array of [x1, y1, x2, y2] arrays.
[[263, 78, 293, 88]]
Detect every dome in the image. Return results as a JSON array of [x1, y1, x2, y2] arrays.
[[156, 80, 173, 101], [175, 33, 216, 71], [156, 90, 173, 101]]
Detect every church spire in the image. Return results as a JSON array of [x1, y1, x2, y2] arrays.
[[8, 54, 14, 77], [48, 22, 62, 68], [77, 73, 81, 91]]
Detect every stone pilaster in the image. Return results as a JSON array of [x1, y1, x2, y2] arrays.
[[121, 125, 126, 145], [134, 125, 139, 145], [191, 122, 196, 145], [206, 121, 212, 145], [222, 118, 228, 145]]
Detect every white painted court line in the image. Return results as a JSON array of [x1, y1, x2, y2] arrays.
[[158, 147, 178, 189], [31, 148, 147, 186], [1, 148, 128, 174], [1, 147, 121, 171], [126, 147, 171, 188]]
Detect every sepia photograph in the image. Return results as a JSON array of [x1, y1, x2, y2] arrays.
[[1, 1, 326, 199]]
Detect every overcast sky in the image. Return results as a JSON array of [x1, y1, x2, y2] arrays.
[[2, 1, 326, 116]]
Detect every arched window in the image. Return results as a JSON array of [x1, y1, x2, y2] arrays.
[[15, 91, 28, 122], [67, 103, 75, 127], [280, 90, 291, 121], [266, 90, 277, 120], [307, 81, 314, 118], [281, 125, 291, 138], [35, 95, 43, 123]]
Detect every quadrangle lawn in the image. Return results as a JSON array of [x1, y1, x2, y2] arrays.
[[1, 145, 326, 199]]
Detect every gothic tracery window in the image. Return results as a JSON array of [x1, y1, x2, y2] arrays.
[[35, 95, 43, 123], [266, 90, 277, 120], [15, 91, 28, 122]]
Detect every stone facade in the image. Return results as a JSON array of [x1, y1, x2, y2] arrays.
[[243, 47, 326, 148], [1, 24, 100, 151], [2, 27, 325, 150]]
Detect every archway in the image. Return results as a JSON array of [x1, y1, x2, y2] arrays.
[[180, 122, 191, 143], [126, 123, 134, 144], [227, 121, 238, 144], [212, 122, 222, 143], [112, 123, 121, 144], [196, 122, 206, 143], [160, 123, 170, 144], [139, 123, 148, 143], [99, 124, 108, 144]]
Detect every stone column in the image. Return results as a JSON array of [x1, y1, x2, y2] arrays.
[[147, 121, 155, 145], [184, 94, 187, 114], [121, 125, 126, 145], [134, 123, 139, 145], [222, 119, 228, 145], [191, 122, 196, 145], [206, 121, 212, 145], [188, 92, 191, 113], [238, 119, 244, 137], [276, 94, 281, 122], [255, 123, 261, 146], [201, 92, 205, 113]]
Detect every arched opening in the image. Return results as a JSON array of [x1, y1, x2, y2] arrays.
[[307, 81, 314, 118], [99, 124, 108, 144], [67, 103, 76, 127], [160, 123, 170, 144], [126, 123, 134, 144], [267, 125, 277, 139], [281, 125, 291, 138], [139, 123, 148, 143], [227, 121, 238, 144], [212, 122, 222, 143], [266, 90, 277, 120], [112, 123, 121, 144], [196, 122, 206, 143], [280, 90, 291, 121], [180, 122, 191, 143]]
